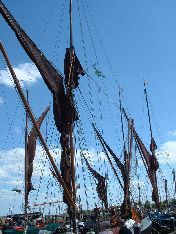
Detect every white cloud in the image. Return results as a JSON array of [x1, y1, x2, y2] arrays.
[[0, 168, 8, 178], [75, 148, 107, 167], [0, 96, 4, 106], [156, 141, 176, 164], [0, 63, 41, 87], [0, 189, 23, 216], [0, 145, 112, 215], [0, 145, 62, 215], [168, 130, 176, 136], [8, 179, 23, 187], [0, 146, 59, 181]]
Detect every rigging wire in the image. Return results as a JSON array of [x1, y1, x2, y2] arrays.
[[76, 0, 95, 124], [0, 57, 26, 202], [76, 118, 98, 202], [0, 55, 64, 214], [52, 0, 67, 64], [38, 0, 58, 46], [75, 88, 127, 206]]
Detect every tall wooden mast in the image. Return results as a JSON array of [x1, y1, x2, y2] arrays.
[[144, 81, 159, 207], [70, 0, 73, 49], [144, 81, 153, 142], [24, 90, 29, 220], [119, 88, 132, 218], [164, 179, 168, 204], [69, 0, 76, 202], [69, 1, 77, 232]]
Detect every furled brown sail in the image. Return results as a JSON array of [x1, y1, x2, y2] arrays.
[[133, 131, 159, 205], [84, 156, 108, 210], [122, 107, 160, 206], [93, 124, 124, 189], [27, 106, 50, 195], [59, 46, 85, 207], [92, 124, 126, 181], [92, 124, 131, 217]]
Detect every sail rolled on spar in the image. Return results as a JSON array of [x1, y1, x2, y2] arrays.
[[132, 130, 159, 205], [122, 107, 160, 206], [27, 106, 50, 195], [83, 156, 108, 210], [92, 124, 126, 181], [92, 124, 124, 189]]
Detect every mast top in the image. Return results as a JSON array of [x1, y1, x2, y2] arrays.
[[144, 81, 158, 154], [144, 81, 153, 140], [69, 0, 74, 49]]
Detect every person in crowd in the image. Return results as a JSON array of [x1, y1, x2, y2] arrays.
[[119, 220, 132, 234]]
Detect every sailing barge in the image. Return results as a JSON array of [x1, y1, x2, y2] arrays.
[[0, 1, 175, 233]]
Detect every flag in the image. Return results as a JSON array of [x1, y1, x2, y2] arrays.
[[93, 65, 106, 78]]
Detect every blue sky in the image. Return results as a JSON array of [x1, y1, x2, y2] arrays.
[[0, 0, 176, 215]]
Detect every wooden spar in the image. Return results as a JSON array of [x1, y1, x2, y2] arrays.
[[33, 200, 63, 207], [66, 51, 76, 205], [68, 2, 78, 231], [92, 124, 124, 189], [70, 125, 76, 201], [119, 88, 126, 152], [68, 0, 76, 205], [128, 119, 133, 207], [165, 179, 168, 204], [122, 118, 133, 217], [24, 90, 29, 220], [122, 107, 160, 206], [69, 0, 73, 49], [144, 81, 153, 141], [118, 90, 129, 213], [138, 182, 141, 205], [0, 41, 75, 210], [118, 91, 132, 217], [128, 119, 133, 180]]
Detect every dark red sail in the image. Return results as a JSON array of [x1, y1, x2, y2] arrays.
[[59, 47, 85, 207], [122, 108, 159, 206], [27, 106, 50, 195], [64, 48, 85, 89], [93, 124, 124, 189], [60, 132, 72, 206], [92, 124, 126, 180], [120, 107, 160, 209], [84, 156, 108, 210]]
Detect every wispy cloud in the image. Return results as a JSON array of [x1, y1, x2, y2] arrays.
[[168, 130, 176, 136], [0, 146, 58, 180], [7, 179, 23, 187], [0, 189, 23, 216], [0, 63, 41, 87], [0, 168, 8, 178]]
